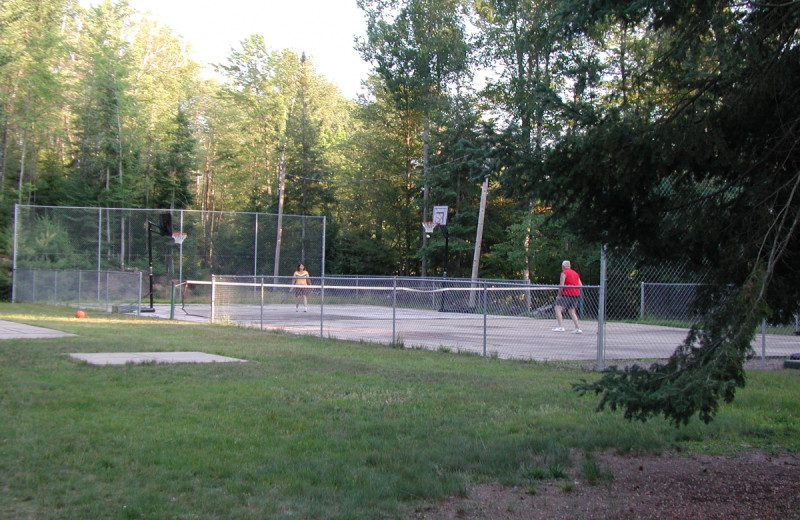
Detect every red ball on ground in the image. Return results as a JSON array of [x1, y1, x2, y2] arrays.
[[75, 310, 86, 318]]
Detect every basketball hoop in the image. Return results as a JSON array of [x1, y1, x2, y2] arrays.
[[422, 221, 437, 234], [172, 232, 187, 245]]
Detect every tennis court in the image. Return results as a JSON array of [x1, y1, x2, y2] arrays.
[[151, 301, 800, 364]]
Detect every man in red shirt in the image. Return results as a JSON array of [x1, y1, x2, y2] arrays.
[[553, 260, 583, 334]]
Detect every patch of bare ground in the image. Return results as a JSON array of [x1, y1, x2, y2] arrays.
[[410, 450, 800, 520], [411, 363, 800, 520]]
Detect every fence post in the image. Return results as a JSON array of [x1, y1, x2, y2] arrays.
[[597, 245, 607, 371], [640, 282, 645, 319], [210, 274, 216, 323], [253, 213, 259, 278], [260, 278, 264, 331], [482, 281, 488, 357], [97, 208, 102, 274], [137, 271, 143, 313], [392, 277, 397, 345], [11, 204, 18, 303], [170, 282, 176, 320], [319, 276, 325, 339], [761, 319, 766, 369]]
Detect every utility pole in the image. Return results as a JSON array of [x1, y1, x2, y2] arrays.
[[468, 172, 489, 308]]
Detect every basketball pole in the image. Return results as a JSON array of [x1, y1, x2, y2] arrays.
[[141, 221, 157, 313], [142, 213, 172, 314]]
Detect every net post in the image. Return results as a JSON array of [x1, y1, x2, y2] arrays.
[[170, 281, 176, 320], [210, 275, 216, 323]]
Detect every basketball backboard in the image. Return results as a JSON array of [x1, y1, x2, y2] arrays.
[[432, 205, 448, 226]]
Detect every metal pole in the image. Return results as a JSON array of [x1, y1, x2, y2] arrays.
[[597, 245, 607, 371], [97, 209, 102, 275], [640, 282, 645, 319], [442, 226, 449, 278], [97, 210, 102, 302], [321, 216, 326, 277], [11, 204, 19, 303], [141, 222, 156, 312], [392, 277, 397, 345], [761, 319, 766, 369], [482, 282, 488, 357], [170, 282, 175, 320], [260, 278, 264, 331], [254, 213, 258, 278], [137, 271, 143, 313], [210, 274, 216, 323], [178, 210, 184, 285], [319, 276, 325, 339]]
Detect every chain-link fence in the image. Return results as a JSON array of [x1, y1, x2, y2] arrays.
[[12, 268, 143, 312], [169, 274, 798, 368], [12, 205, 798, 366], [12, 204, 326, 304], [602, 245, 798, 364], [177, 275, 599, 361]]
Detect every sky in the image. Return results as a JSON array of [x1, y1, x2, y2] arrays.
[[86, 0, 373, 99]]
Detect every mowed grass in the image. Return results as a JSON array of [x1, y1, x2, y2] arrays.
[[1, 303, 799, 519]]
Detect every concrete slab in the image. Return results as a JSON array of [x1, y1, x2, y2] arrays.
[[0, 319, 75, 339], [69, 351, 246, 366]]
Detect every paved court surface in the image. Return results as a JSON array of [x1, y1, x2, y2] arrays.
[[68, 352, 246, 366], [0, 319, 75, 339], [163, 303, 800, 363], [3, 305, 798, 364], [0, 319, 245, 365]]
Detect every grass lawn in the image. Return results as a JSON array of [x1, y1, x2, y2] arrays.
[[1, 303, 799, 519]]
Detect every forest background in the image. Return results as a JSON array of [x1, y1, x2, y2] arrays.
[[1, 0, 797, 311]]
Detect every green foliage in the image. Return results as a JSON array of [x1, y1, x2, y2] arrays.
[[328, 228, 398, 275], [0, 242, 10, 301], [150, 107, 197, 209], [15, 215, 77, 268], [575, 270, 769, 426], [545, 2, 800, 424], [581, 453, 614, 485]]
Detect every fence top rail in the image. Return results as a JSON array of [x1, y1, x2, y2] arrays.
[[16, 268, 144, 275], [16, 203, 325, 221], [641, 282, 709, 287], [191, 279, 599, 292], [211, 274, 598, 289]]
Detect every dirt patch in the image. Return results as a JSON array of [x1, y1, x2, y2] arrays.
[[410, 450, 800, 520], [409, 361, 800, 519]]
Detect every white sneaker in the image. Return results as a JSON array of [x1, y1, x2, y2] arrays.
[[304, 306, 308, 312], [572, 329, 582, 334], [552, 327, 565, 332]]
